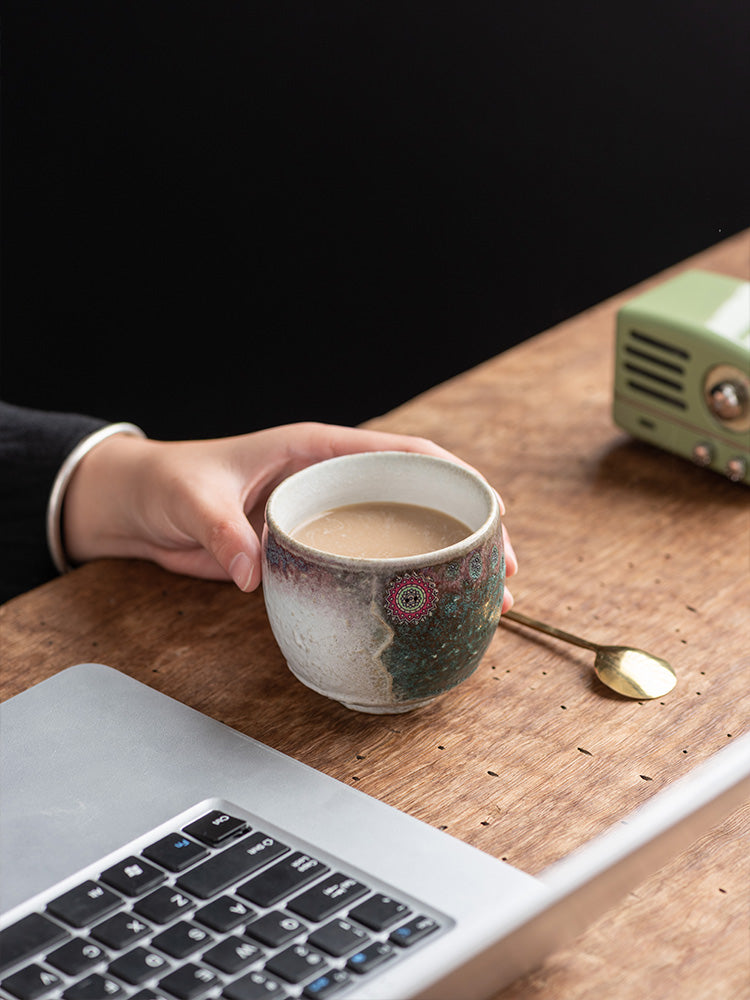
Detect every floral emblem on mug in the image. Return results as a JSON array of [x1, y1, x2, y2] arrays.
[[385, 574, 438, 624]]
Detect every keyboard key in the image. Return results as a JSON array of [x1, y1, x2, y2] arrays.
[[152, 921, 213, 959], [62, 972, 124, 998], [347, 941, 397, 974], [349, 894, 410, 931], [1, 962, 62, 999], [177, 834, 288, 900], [288, 874, 368, 923], [47, 881, 122, 929], [109, 946, 169, 985], [222, 970, 285, 1000], [307, 919, 369, 958], [303, 969, 353, 998], [48, 938, 108, 976], [100, 857, 166, 897], [183, 811, 247, 847], [0, 913, 69, 974], [91, 913, 152, 950], [244, 911, 306, 949], [134, 887, 195, 924], [143, 835, 209, 873], [194, 896, 255, 933], [159, 963, 220, 999], [238, 852, 329, 908], [202, 937, 262, 974], [132, 991, 172, 1000], [390, 915, 440, 948], [265, 943, 328, 985]]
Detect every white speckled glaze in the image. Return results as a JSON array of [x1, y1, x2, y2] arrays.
[[262, 452, 504, 713]]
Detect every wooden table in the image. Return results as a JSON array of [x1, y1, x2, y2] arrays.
[[2, 231, 749, 999]]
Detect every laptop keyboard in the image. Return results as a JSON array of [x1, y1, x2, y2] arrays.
[[0, 802, 447, 1000]]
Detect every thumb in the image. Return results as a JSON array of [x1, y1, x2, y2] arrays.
[[228, 545, 263, 592], [192, 508, 264, 592]]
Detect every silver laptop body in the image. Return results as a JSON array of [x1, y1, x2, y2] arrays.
[[1, 663, 748, 1000]]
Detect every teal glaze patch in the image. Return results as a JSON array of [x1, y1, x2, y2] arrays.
[[379, 533, 505, 702], [444, 594, 460, 616]]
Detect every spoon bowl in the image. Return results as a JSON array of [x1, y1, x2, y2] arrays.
[[501, 609, 677, 699], [592, 646, 676, 699]]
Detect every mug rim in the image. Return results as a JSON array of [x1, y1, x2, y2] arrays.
[[264, 450, 500, 570]]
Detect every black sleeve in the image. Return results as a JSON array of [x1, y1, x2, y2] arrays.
[[0, 402, 107, 604]]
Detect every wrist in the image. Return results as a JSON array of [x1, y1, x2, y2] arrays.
[[52, 424, 147, 570]]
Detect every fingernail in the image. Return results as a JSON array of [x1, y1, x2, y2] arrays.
[[229, 552, 254, 591]]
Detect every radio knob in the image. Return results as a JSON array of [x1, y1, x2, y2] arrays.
[[692, 442, 714, 466], [703, 366, 750, 431], [725, 457, 747, 482], [708, 380, 747, 421]]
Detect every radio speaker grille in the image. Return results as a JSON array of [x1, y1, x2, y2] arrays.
[[623, 329, 689, 410]]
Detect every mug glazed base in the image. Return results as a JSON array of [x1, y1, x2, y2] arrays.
[[339, 698, 436, 714], [285, 662, 438, 714]]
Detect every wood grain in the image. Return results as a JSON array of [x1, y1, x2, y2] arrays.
[[2, 230, 748, 999]]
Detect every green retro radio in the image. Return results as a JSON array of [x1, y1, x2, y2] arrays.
[[613, 269, 750, 484]]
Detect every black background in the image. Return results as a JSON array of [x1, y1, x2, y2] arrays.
[[2, 2, 748, 440]]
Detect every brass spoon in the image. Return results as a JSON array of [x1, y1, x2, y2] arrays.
[[501, 608, 677, 699]]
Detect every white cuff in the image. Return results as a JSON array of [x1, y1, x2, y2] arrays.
[[46, 422, 147, 574]]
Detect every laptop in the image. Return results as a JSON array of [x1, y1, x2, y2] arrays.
[[1, 663, 748, 1000]]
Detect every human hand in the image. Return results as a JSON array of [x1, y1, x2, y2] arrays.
[[63, 422, 516, 609]]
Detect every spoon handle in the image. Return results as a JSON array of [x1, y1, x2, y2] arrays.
[[501, 608, 599, 652]]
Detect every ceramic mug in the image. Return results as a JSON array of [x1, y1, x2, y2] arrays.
[[262, 451, 504, 713]]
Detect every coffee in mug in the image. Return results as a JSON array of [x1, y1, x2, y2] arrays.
[[291, 501, 471, 558]]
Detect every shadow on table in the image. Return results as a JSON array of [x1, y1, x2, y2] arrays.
[[593, 437, 747, 507]]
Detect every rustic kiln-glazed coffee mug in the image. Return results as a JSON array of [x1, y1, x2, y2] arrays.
[[262, 451, 504, 713]]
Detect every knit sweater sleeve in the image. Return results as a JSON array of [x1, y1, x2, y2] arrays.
[[0, 402, 107, 603]]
